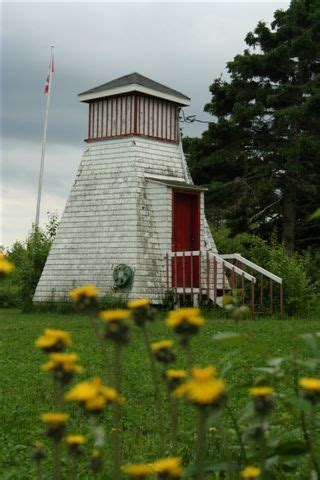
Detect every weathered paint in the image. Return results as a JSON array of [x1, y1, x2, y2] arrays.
[[34, 136, 221, 303], [86, 95, 178, 143]]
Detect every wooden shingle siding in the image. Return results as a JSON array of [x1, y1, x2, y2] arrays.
[[86, 94, 178, 143], [34, 135, 220, 303]]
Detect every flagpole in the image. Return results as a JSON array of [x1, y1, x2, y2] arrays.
[[35, 45, 54, 229]]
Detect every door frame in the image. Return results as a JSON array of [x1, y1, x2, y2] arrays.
[[171, 188, 201, 252]]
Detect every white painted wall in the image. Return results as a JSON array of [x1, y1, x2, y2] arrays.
[[34, 136, 220, 303]]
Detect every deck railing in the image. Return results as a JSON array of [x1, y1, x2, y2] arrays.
[[164, 250, 283, 316]]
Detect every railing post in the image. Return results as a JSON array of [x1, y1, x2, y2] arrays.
[[280, 283, 284, 318], [251, 278, 255, 318], [231, 266, 235, 290], [260, 275, 263, 307], [222, 261, 225, 297], [190, 251, 194, 305], [182, 252, 186, 305], [206, 251, 210, 305], [199, 251, 202, 304], [270, 280, 273, 315], [174, 253, 178, 304], [242, 272, 245, 305], [213, 256, 217, 306], [165, 253, 169, 290]]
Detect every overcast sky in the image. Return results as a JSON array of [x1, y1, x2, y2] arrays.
[[2, 1, 289, 247]]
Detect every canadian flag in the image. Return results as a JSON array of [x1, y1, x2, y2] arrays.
[[44, 53, 54, 94]]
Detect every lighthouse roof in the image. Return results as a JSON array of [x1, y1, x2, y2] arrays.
[[78, 72, 191, 106]]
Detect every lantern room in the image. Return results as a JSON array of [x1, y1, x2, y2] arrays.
[[78, 72, 191, 143]]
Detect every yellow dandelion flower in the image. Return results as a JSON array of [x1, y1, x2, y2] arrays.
[[192, 365, 217, 381], [299, 378, 320, 392], [35, 329, 72, 352], [42, 352, 83, 374], [85, 395, 107, 412], [65, 379, 101, 403], [0, 253, 14, 277], [68, 284, 100, 301], [153, 457, 183, 478], [209, 426, 217, 433], [41, 412, 69, 426], [127, 298, 150, 309], [122, 463, 154, 478], [151, 340, 173, 351], [241, 466, 261, 479], [166, 308, 204, 331], [165, 369, 187, 380], [249, 386, 274, 398], [99, 309, 131, 322], [174, 366, 226, 406], [65, 435, 85, 445]]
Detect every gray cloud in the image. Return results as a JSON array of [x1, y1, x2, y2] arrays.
[[2, 1, 289, 246]]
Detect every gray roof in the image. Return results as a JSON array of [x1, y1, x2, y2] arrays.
[[79, 72, 190, 102]]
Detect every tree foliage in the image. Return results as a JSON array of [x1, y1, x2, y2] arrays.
[[184, 0, 320, 254]]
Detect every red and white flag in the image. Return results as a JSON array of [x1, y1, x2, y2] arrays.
[[44, 53, 54, 94]]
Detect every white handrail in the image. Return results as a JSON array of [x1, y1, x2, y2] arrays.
[[168, 250, 256, 284], [220, 253, 282, 284], [208, 252, 256, 284]]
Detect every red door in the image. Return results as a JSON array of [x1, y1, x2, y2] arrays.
[[172, 190, 200, 288]]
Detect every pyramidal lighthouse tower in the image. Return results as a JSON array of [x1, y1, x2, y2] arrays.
[[34, 73, 220, 304]]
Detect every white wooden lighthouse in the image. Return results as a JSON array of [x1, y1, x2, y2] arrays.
[[34, 73, 225, 304]]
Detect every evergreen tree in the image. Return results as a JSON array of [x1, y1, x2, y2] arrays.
[[184, 0, 320, 254]]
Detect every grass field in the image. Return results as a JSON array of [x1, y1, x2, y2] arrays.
[[1, 308, 320, 479]]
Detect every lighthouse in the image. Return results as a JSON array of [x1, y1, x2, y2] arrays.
[[34, 73, 222, 304]]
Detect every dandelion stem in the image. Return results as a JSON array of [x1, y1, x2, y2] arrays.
[[52, 439, 62, 480], [167, 388, 178, 455], [70, 455, 77, 480], [36, 461, 43, 480], [183, 338, 194, 370], [225, 404, 247, 463], [195, 408, 207, 480], [112, 344, 122, 480], [141, 324, 165, 456], [90, 313, 111, 383]]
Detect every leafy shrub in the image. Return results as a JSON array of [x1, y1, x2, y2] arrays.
[[212, 225, 317, 315], [1, 213, 59, 311]]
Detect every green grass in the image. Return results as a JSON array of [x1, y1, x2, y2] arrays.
[[1, 308, 319, 479]]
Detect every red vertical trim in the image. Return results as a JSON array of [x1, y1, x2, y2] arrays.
[[199, 251, 202, 303], [251, 279, 255, 318], [88, 103, 92, 139], [133, 95, 137, 134], [280, 284, 283, 318], [174, 254, 178, 303], [152, 99, 155, 137], [242, 272, 245, 305], [130, 96, 132, 134], [213, 257, 217, 305], [165, 102, 168, 140], [111, 99, 114, 136], [124, 96, 127, 135], [190, 251, 194, 302], [166, 253, 169, 289], [97, 101, 100, 138], [161, 101, 163, 138], [222, 261, 225, 296], [106, 99, 109, 136], [231, 266, 235, 289], [120, 96, 123, 135], [182, 252, 186, 304], [206, 251, 210, 305], [101, 100, 104, 137]]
